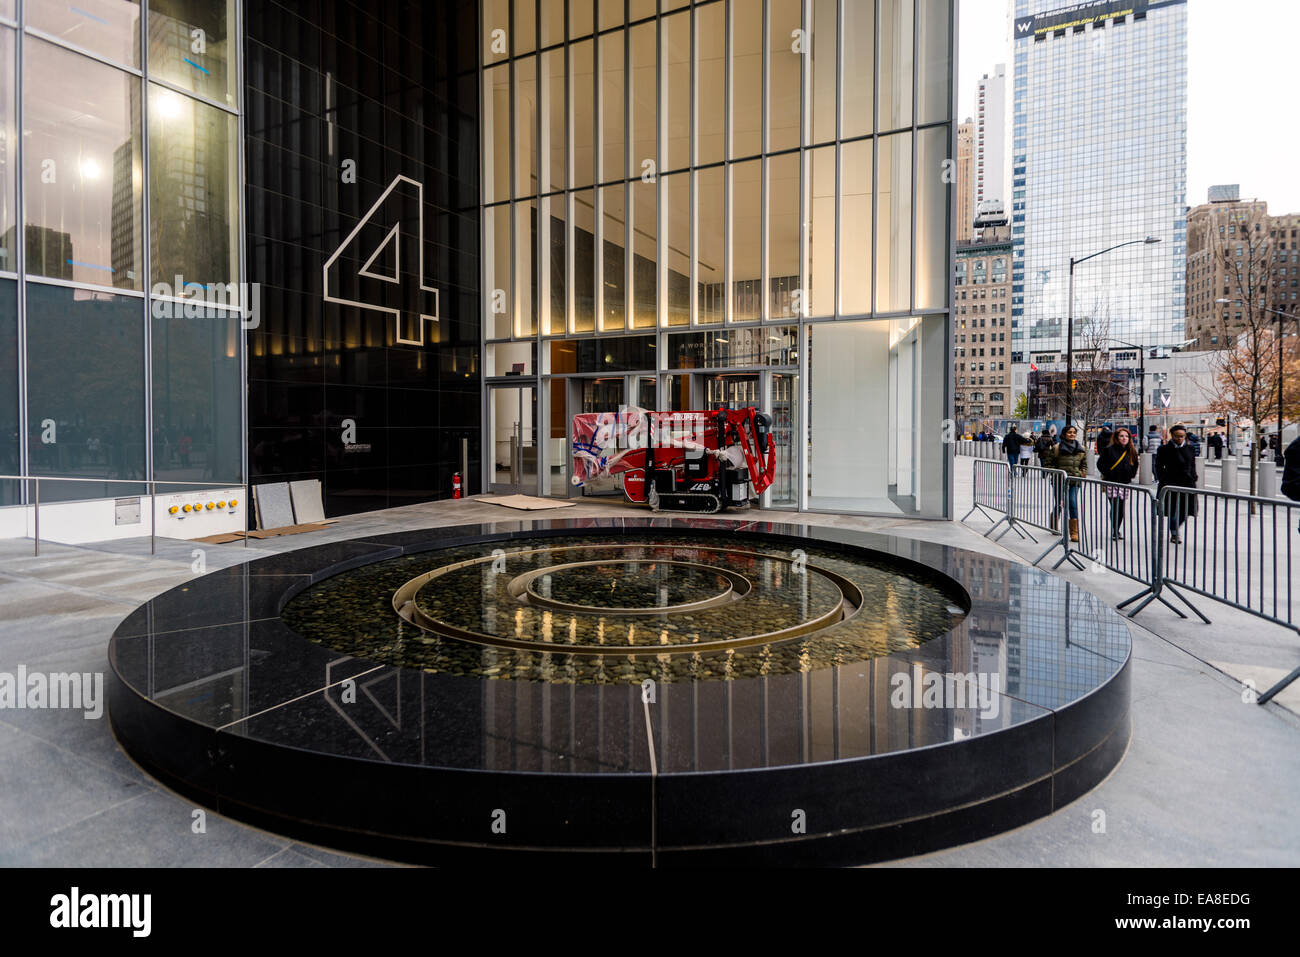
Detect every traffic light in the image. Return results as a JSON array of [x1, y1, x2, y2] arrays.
[[1215, 417, 1226, 426]]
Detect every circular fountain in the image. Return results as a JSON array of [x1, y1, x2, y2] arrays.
[[107, 518, 1132, 866]]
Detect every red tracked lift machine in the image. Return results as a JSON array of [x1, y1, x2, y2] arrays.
[[570, 408, 775, 513]]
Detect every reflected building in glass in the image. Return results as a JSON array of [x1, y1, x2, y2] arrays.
[[481, 0, 956, 517], [1010, 0, 1187, 376], [0, 0, 243, 508]]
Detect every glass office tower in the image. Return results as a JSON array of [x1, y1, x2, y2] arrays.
[[1010, 0, 1187, 368], [0, 0, 244, 506], [480, 0, 956, 517]]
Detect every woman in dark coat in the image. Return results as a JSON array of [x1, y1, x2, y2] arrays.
[[1097, 427, 1139, 540], [1154, 424, 1198, 544]]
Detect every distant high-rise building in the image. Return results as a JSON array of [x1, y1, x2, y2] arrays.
[[1011, 0, 1188, 369], [954, 223, 1013, 429], [1186, 187, 1300, 349], [975, 63, 1009, 213], [957, 119, 975, 241]]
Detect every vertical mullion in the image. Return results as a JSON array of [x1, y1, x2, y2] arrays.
[[236, 0, 248, 493], [565, 4, 576, 332], [760, 0, 770, 322], [869, 0, 877, 318], [798, 0, 809, 325], [479, 8, 489, 488], [14, 2, 28, 486], [594, 5, 604, 331], [946, 0, 958, 518], [141, 4, 154, 490], [909, 0, 918, 315], [689, 2, 698, 327], [656, 10, 666, 329], [535, 3, 545, 495], [508, 2, 518, 335], [625, 2, 633, 331], [724, 0, 732, 325], [833, 0, 843, 317]]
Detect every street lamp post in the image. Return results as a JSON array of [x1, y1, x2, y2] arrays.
[[1216, 298, 1299, 463], [1103, 338, 1147, 446], [1065, 237, 1162, 429]]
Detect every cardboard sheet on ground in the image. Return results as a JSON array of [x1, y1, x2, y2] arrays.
[[481, 495, 577, 511]]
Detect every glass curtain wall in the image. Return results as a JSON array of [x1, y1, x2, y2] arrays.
[[0, 1, 244, 505], [481, 0, 954, 517]]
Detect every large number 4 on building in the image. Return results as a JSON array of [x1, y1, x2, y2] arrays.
[[323, 174, 440, 345]]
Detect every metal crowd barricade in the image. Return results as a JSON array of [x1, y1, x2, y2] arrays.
[[961, 458, 1013, 538], [962, 458, 1071, 549], [1147, 485, 1300, 703], [1007, 463, 1067, 550], [1066, 476, 1161, 596]]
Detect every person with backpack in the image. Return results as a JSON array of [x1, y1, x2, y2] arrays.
[[1097, 427, 1139, 540], [1034, 427, 1056, 472]]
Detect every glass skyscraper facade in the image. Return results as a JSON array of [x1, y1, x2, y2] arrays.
[[1010, 0, 1187, 367], [481, 0, 956, 517], [0, 0, 244, 507]]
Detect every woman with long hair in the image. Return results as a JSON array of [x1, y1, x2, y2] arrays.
[[1097, 427, 1140, 540], [1047, 424, 1088, 542]]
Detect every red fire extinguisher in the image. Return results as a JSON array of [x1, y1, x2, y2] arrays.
[[452, 472, 462, 499]]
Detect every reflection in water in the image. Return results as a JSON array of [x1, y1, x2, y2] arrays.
[[282, 535, 968, 684]]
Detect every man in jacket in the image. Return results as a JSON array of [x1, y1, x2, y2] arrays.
[[1002, 426, 1027, 470], [1155, 424, 1198, 544], [1207, 431, 1223, 460], [1283, 436, 1300, 534]]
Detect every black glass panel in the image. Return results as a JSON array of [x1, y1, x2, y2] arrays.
[[244, 0, 481, 515], [25, 283, 145, 501]]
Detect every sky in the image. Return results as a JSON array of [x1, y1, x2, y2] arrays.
[[957, 0, 1300, 213]]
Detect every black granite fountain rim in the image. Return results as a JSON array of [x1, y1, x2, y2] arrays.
[[105, 517, 1134, 865], [109, 517, 976, 642]]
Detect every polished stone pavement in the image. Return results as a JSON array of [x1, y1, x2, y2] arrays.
[[0, 476, 1297, 867]]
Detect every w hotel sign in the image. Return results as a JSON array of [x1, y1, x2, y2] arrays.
[[1015, 0, 1148, 40]]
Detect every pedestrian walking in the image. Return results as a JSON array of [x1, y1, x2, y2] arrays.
[[1282, 435, 1300, 533], [1046, 424, 1087, 542], [1207, 431, 1223, 460], [1034, 427, 1055, 467], [1002, 425, 1028, 471], [1145, 425, 1160, 453], [1097, 427, 1139, 541], [1154, 424, 1198, 545], [1095, 426, 1112, 456], [1017, 430, 1033, 476]]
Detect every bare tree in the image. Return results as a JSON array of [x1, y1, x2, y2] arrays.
[[1207, 208, 1279, 501], [1071, 302, 1121, 441]]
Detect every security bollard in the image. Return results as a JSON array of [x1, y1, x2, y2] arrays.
[[1220, 456, 1237, 494], [1258, 462, 1279, 499], [1140, 450, 1155, 486]]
